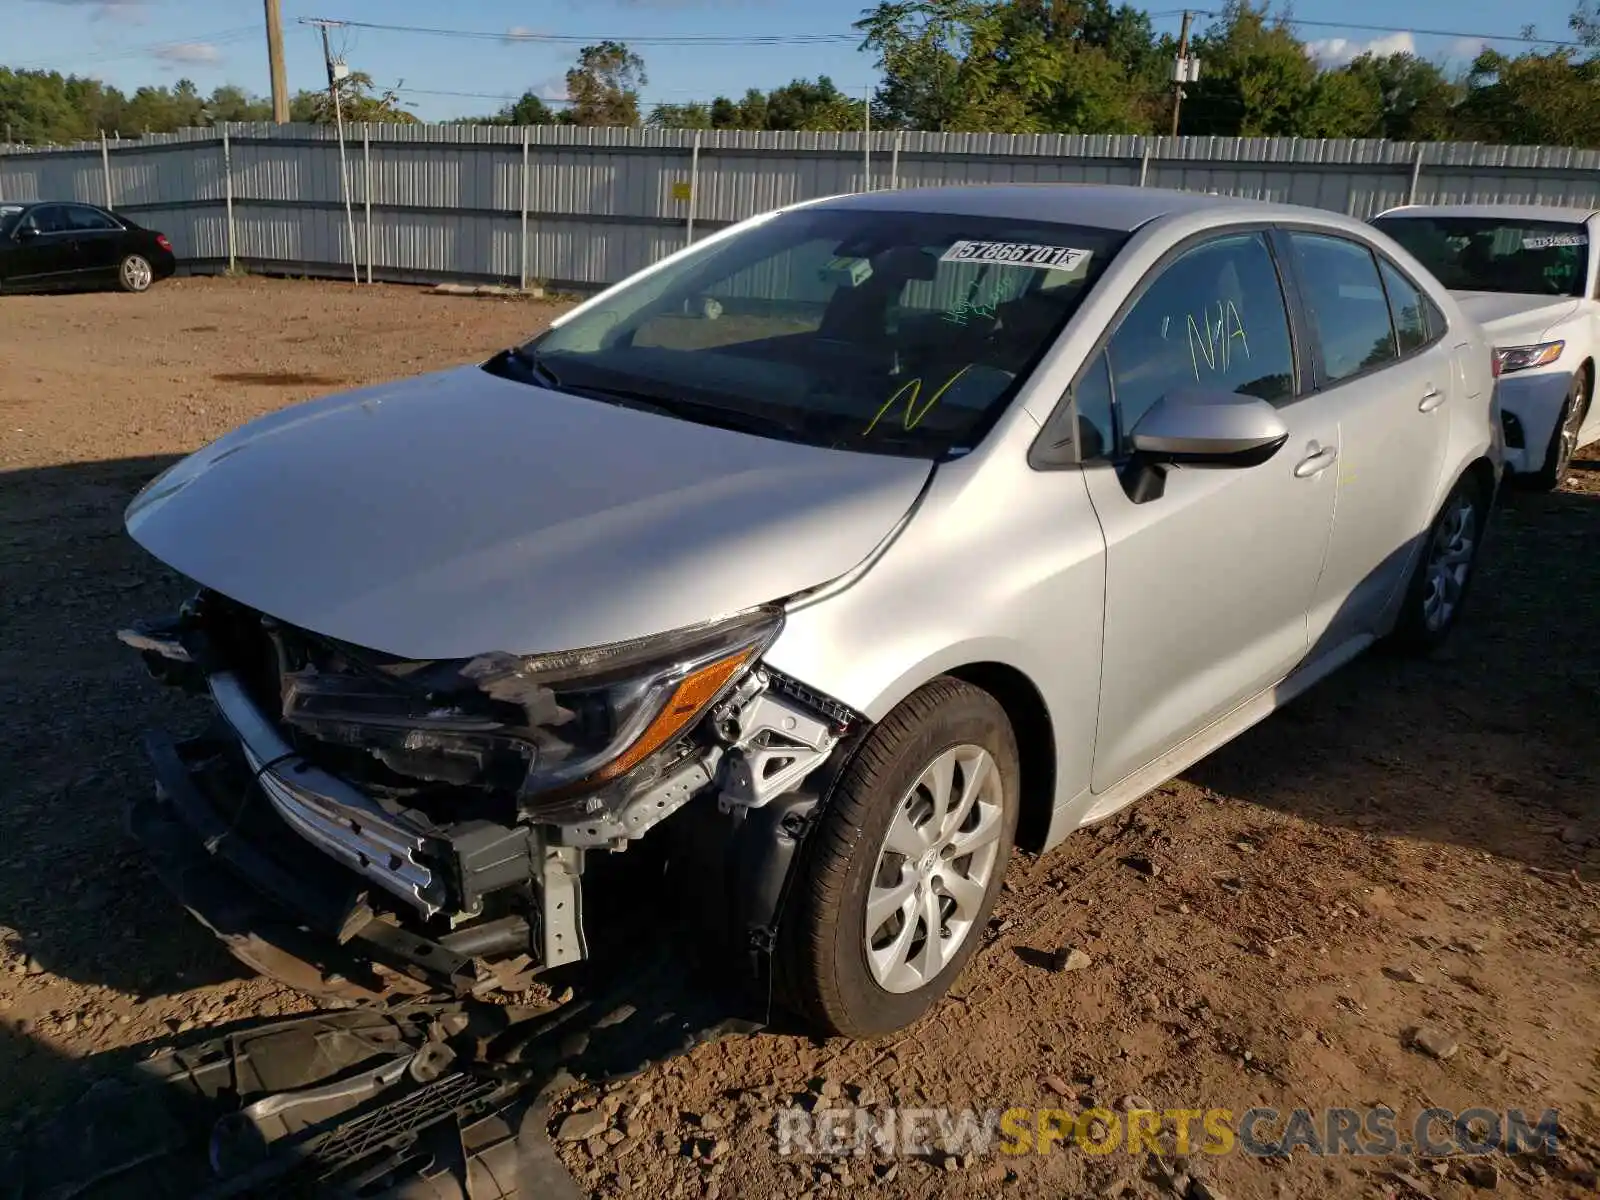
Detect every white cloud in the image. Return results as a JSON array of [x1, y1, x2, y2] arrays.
[[152, 41, 221, 65], [32, 0, 144, 18], [503, 25, 541, 43], [1446, 36, 1489, 62], [1305, 31, 1417, 66]]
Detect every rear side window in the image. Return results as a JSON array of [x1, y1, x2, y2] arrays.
[[64, 205, 118, 231], [1377, 259, 1430, 354], [1102, 232, 1297, 445], [1289, 233, 1398, 384]]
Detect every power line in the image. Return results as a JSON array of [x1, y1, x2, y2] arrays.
[[1172, 10, 1591, 50], [295, 17, 856, 47]]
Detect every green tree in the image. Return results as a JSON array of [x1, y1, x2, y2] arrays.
[[289, 72, 417, 124], [565, 41, 646, 127], [1335, 54, 1458, 141], [856, 0, 975, 131], [1184, 2, 1319, 136], [647, 101, 711, 128], [1454, 47, 1600, 147]]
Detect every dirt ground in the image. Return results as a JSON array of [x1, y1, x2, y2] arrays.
[[1, 277, 1597, 1199]]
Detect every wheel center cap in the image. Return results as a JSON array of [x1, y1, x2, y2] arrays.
[[918, 848, 941, 875]]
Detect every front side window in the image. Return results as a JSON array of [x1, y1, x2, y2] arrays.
[[1102, 231, 1296, 447], [21, 206, 69, 235], [510, 208, 1129, 458], [1373, 215, 1588, 298], [0, 204, 23, 238], [1289, 233, 1398, 384]]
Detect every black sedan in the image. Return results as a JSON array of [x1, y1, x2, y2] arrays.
[[0, 201, 177, 295]]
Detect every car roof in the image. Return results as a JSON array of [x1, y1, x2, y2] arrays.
[[1376, 203, 1600, 223], [806, 183, 1364, 234]]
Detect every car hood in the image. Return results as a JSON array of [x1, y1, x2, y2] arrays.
[[1452, 292, 1582, 343], [126, 365, 932, 659]]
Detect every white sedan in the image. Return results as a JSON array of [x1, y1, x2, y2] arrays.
[[1374, 204, 1600, 488]]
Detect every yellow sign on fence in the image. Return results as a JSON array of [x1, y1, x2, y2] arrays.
[[670, 180, 693, 201]]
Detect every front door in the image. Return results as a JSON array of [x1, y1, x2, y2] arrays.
[[6, 206, 77, 287], [1286, 233, 1454, 651], [1078, 229, 1340, 793]]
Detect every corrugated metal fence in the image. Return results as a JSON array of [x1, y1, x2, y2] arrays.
[[5, 123, 1600, 291]]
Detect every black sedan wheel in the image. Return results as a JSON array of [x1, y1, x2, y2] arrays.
[[118, 253, 155, 293]]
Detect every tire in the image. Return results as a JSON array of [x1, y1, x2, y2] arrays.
[[778, 677, 1019, 1038], [1386, 472, 1490, 654], [1526, 367, 1589, 491], [117, 252, 155, 293]]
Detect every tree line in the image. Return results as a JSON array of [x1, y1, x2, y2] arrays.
[[7, 2, 1600, 148]]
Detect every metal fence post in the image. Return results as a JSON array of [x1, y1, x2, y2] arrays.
[[686, 130, 701, 246], [363, 126, 373, 285], [520, 126, 530, 291], [222, 125, 236, 272], [863, 89, 872, 191], [1139, 144, 1151, 187], [1408, 142, 1425, 205], [101, 130, 113, 209], [890, 129, 902, 190]]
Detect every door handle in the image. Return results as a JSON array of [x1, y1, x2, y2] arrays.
[[1293, 444, 1338, 478], [1419, 388, 1446, 413]]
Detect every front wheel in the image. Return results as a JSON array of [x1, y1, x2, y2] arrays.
[[778, 677, 1019, 1038], [1528, 368, 1589, 491], [1387, 473, 1489, 654], [117, 253, 154, 293]]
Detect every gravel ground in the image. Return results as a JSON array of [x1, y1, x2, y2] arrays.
[[1, 277, 1598, 1199]]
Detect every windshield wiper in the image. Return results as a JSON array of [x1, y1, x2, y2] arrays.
[[486, 345, 562, 389], [566, 382, 836, 444]]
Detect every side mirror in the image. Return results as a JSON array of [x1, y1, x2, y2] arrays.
[[16, 225, 38, 241], [1123, 388, 1288, 503]]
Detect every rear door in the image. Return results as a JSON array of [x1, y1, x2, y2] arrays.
[[62, 204, 125, 279], [1285, 231, 1453, 652], [1078, 229, 1341, 792]]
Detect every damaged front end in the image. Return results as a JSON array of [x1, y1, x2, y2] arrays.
[[120, 589, 858, 1003]]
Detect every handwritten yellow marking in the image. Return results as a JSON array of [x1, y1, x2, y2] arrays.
[[1187, 299, 1253, 381], [1224, 300, 1250, 362], [864, 364, 976, 435]]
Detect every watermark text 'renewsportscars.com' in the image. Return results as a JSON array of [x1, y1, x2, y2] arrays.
[[775, 1105, 1563, 1159]]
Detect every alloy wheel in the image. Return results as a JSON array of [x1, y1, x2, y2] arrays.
[[122, 255, 152, 291], [1421, 490, 1478, 633], [863, 744, 1004, 994]]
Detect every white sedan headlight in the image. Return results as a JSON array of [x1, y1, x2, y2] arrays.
[[1493, 340, 1565, 375]]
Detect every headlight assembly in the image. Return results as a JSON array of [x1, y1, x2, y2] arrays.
[[279, 606, 783, 805], [1493, 340, 1564, 375]]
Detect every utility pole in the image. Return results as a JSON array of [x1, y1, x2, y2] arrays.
[[309, 18, 361, 284], [1170, 10, 1196, 139], [264, 0, 290, 124]]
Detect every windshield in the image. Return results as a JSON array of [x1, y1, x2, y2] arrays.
[[1373, 215, 1590, 298], [505, 207, 1128, 457], [0, 205, 24, 238]]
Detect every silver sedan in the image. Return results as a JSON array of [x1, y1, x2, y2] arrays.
[[121, 184, 1502, 1037]]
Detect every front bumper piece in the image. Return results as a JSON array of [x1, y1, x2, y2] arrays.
[[127, 725, 578, 999]]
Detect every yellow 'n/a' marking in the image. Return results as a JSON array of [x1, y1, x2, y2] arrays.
[[864, 364, 975, 435]]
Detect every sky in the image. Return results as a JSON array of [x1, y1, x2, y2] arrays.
[[6, 0, 1593, 123]]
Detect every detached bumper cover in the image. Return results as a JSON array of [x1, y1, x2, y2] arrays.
[[128, 731, 484, 994]]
